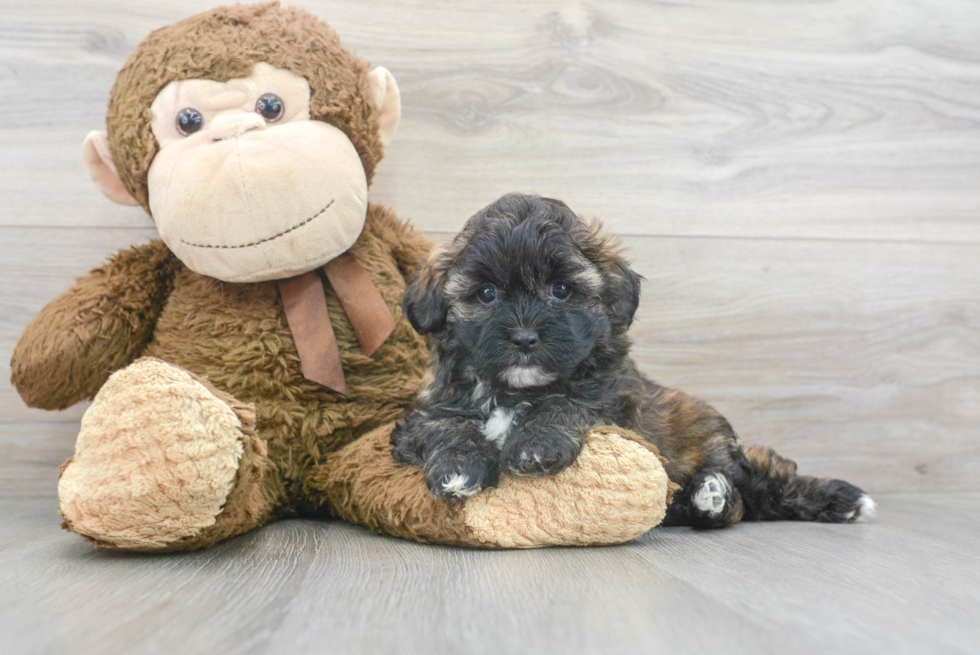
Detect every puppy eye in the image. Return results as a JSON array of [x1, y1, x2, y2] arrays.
[[256, 93, 284, 122], [550, 282, 571, 301], [476, 285, 497, 305], [175, 108, 203, 136]]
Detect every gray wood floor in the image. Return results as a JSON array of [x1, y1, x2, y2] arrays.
[[2, 494, 978, 655]]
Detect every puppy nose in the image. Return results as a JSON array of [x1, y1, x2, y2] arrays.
[[208, 113, 266, 141], [510, 329, 539, 352]]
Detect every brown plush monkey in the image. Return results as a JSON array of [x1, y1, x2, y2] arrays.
[[10, 3, 671, 551]]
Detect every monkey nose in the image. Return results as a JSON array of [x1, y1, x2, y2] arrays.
[[510, 329, 539, 352], [208, 113, 267, 141]]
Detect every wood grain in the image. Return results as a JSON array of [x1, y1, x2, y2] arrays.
[[1, 0, 979, 241], [1, 494, 978, 654]]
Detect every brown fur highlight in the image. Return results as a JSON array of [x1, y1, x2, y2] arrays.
[[743, 444, 799, 479], [640, 385, 737, 483]]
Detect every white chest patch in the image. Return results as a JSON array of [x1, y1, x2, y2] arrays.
[[480, 407, 515, 448], [501, 365, 557, 389]]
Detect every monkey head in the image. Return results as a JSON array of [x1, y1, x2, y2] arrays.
[[81, 3, 401, 283]]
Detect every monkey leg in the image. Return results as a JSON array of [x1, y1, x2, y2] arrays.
[[308, 424, 676, 548], [58, 358, 284, 552]]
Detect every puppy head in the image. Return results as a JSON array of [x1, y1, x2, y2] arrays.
[[403, 193, 641, 389]]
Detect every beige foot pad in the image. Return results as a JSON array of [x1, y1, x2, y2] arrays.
[[464, 427, 673, 547], [320, 423, 673, 548], [59, 358, 247, 550]]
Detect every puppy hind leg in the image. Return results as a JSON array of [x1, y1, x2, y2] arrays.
[[672, 469, 745, 528], [738, 445, 875, 523]]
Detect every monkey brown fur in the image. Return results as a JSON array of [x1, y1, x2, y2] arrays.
[[10, 3, 672, 552]]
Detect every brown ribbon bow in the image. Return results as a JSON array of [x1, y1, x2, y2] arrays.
[[278, 252, 395, 396]]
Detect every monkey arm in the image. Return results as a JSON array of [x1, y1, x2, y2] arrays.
[[11, 240, 181, 410], [366, 203, 433, 279]]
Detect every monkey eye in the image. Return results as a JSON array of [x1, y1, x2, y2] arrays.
[[550, 282, 571, 301], [256, 93, 284, 122], [175, 108, 203, 136], [476, 285, 497, 305]]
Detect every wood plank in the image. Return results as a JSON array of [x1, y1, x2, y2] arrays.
[[0, 495, 977, 654], [2, 227, 977, 494], [1, 0, 979, 241], [0, 500, 807, 655], [628, 493, 980, 654]]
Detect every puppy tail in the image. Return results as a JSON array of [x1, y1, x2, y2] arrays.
[[737, 445, 876, 523]]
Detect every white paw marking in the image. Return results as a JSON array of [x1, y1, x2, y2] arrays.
[[438, 473, 481, 498], [500, 365, 557, 389], [480, 407, 514, 448], [692, 473, 730, 518], [849, 494, 877, 522]]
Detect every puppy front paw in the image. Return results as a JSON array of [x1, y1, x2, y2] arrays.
[[425, 447, 500, 500], [390, 421, 425, 466], [500, 429, 581, 477]]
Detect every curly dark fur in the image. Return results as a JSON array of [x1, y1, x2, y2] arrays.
[[392, 193, 874, 528]]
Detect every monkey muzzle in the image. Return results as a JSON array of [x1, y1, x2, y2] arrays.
[[148, 120, 368, 283]]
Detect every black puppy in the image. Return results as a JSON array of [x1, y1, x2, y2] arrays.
[[391, 193, 875, 527]]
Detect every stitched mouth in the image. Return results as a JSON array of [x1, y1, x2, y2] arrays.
[[180, 199, 335, 250]]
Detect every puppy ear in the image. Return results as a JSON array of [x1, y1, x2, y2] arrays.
[[575, 219, 643, 331], [402, 250, 450, 335], [602, 257, 642, 330]]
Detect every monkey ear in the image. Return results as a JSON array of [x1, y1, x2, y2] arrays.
[[402, 260, 449, 336], [368, 67, 400, 147], [603, 259, 642, 331], [82, 131, 139, 206]]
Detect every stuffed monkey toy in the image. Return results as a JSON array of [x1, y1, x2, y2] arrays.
[[10, 2, 672, 552]]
